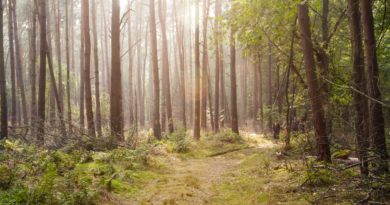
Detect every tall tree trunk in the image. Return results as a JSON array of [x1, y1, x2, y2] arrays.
[[201, 0, 210, 129], [47, 3, 55, 126], [82, 0, 95, 137], [241, 58, 247, 123], [174, 0, 186, 127], [0, 0, 7, 140], [230, 28, 239, 134], [46, 37, 67, 139], [143, 22, 149, 126], [79, 0, 85, 130], [267, 40, 272, 132], [276, 57, 281, 115], [110, 0, 123, 140], [348, 0, 369, 176], [71, 0, 75, 106], [136, 7, 144, 128], [252, 56, 258, 130], [206, 55, 214, 130], [102, 2, 110, 94], [12, 0, 28, 126], [194, 0, 201, 140], [361, 0, 389, 173], [158, 0, 174, 134], [128, 0, 134, 126], [65, 0, 71, 130], [37, 0, 46, 143], [220, 43, 225, 127], [92, 0, 102, 137], [149, 0, 161, 140], [297, 3, 331, 163], [30, 0, 37, 136], [53, 0, 63, 118], [8, 0, 16, 129], [258, 53, 263, 131], [188, 3, 193, 126], [213, 0, 220, 132]]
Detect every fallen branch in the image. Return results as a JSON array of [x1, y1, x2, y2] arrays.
[[208, 147, 249, 157], [358, 188, 373, 204]]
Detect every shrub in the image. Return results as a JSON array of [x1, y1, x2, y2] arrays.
[[216, 129, 243, 143], [168, 127, 192, 153]]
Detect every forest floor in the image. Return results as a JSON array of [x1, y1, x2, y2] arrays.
[[101, 131, 309, 205], [1, 129, 361, 204]]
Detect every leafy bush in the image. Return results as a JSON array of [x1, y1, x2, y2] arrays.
[[216, 129, 243, 143], [168, 127, 192, 153]]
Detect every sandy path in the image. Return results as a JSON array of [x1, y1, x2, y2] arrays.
[[130, 148, 259, 205]]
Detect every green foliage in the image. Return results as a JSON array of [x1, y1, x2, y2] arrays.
[[167, 127, 192, 153], [216, 129, 243, 143]]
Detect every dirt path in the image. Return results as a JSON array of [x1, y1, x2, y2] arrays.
[[131, 148, 263, 205]]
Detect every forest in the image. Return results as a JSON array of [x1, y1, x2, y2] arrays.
[[0, 0, 389, 204]]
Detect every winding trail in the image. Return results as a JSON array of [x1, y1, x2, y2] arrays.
[[131, 148, 262, 205]]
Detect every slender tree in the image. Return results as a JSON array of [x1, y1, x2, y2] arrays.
[[158, 0, 174, 133], [53, 0, 63, 115], [361, 0, 389, 173], [149, 0, 161, 140], [12, 0, 28, 126], [213, 0, 221, 132], [0, 0, 7, 140], [201, 0, 210, 129], [8, 0, 16, 129], [128, 0, 134, 126], [79, 0, 85, 130], [230, 27, 239, 134], [111, 0, 124, 140], [267, 40, 272, 132], [37, 0, 47, 143], [92, 0, 102, 137], [194, 0, 201, 140], [65, 0, 71, 128], [297, 3, 331, 163], [30, 0, 37, 136], [174, 0, 186, 127], [348, 0, 369, 176]]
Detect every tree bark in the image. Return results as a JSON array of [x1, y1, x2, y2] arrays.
[[12, 0, 28, 126], [252, 56, 258, 130], [30, 0, 37, 136], [276, 57, 281, 115], [47, 3, 55, 126], [102, 2, 110, 94], [0, 0, 7, 139], [83, 0, 95, 138], [213, 0, 221, 132], [194, 0, 201, 140], [267, 40, 272, 132], [65, 0, 71, 130], [361, 0, 388, 173], [110, 0, 124, 141], [174, 0, 186, 127], [127, 0, 134, 127], [92, 0, 102, 137], [201, 0, 210, 129], [149, 0, 162, 140], [348, 0, 370, 176], [258, 51, 263, 131], [7, 0, 16, 129], [297, 3, 331, 163], [37, 0, 46, 143], [79, 0, 85, 130], [158, 0, 174, 134], [230, 29, 239, 134], [53, 0, 63, 118]]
